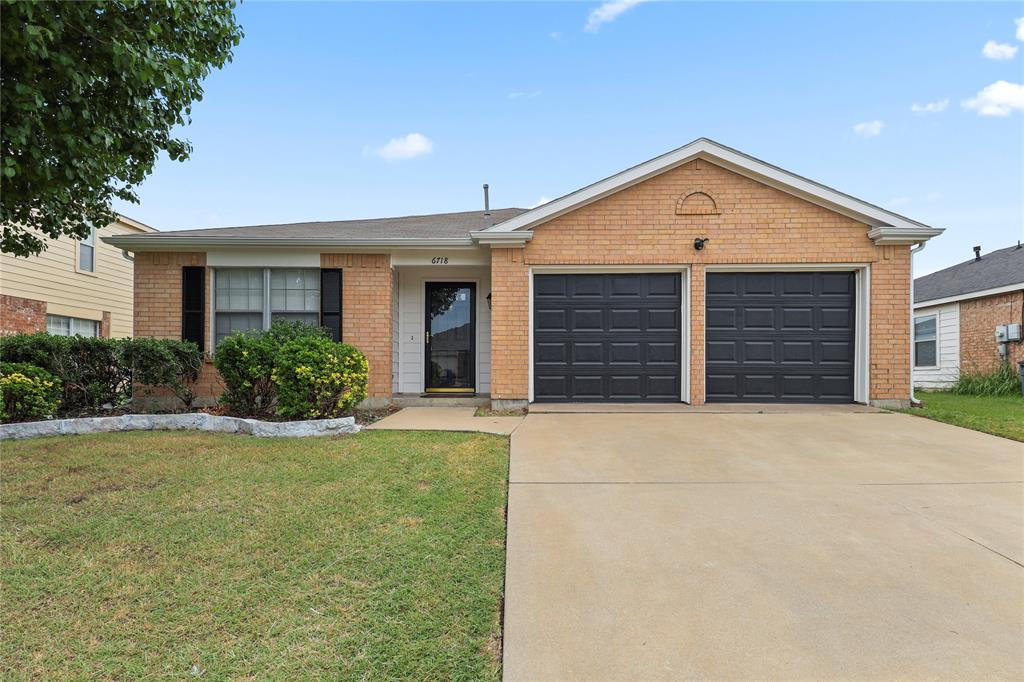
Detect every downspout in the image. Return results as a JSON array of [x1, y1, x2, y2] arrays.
[[909, 241, 927, 406]]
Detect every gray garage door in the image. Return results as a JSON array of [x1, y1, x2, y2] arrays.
[[705, 271, 855, 403], [534, 273, 682, 402]]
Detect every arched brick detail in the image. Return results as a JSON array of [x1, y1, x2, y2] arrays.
[[675, 190, 719, 215]]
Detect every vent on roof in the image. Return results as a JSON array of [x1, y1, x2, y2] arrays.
[[483, 184, 490, 217], [973, 245, 982, 261]]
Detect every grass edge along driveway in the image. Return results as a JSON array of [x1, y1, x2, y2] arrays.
[[898, 391, 1024, 442], [2, 430, 509, 681]]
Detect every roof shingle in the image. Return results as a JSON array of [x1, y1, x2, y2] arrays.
[[914, 244, 1024, 303]]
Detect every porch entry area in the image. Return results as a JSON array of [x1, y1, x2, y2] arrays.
[[392, 266, 492, 397]]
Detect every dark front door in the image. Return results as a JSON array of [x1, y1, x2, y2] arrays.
[[425, 282, 476, 393], [533, 273, 682, 402], [705, 271, 856, 403]]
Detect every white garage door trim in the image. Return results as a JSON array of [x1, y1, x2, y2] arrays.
[[529, 265, 691, 404], [704, 263, 871, 404]]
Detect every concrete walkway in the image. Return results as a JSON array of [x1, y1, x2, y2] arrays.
[[366, 406, 523, 435], [503, 411, 1024, 680]]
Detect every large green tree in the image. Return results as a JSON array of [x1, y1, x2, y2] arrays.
[[0, 1, 243, 256]]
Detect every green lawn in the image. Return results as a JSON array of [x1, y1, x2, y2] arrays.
[[899, 392, 1024, 442], [1, 430, 509, 680]]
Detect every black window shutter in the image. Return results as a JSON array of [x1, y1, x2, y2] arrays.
[[321, 269, 342, 342], [181, 266, 205, 351]]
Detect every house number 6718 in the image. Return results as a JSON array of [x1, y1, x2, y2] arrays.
[[430, 256, 449, 265]]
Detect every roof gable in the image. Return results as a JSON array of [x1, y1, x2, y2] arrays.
[[475, 138, 942, 245]]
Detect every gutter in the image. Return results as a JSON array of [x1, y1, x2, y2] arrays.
[[102, 236, 479, 251]]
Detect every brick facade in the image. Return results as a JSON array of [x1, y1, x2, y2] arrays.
[[489, 158, 913, 405], [0, 294, 46, 335], [959, 290, 1024, 372], [321, 253, 393, 400], [131, 251, 394, 406]]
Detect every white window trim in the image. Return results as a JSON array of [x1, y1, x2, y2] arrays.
[[76, 225, 98, 275], [211, 267, 321, 346], [46, 314, 100, 337], [913, 313, 939, 369]]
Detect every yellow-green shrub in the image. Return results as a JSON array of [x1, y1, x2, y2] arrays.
[[1, 362, 61, 423], [272, 336, 369, 419]]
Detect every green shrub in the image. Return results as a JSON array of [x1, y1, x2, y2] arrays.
[[212, 320, 326, 417], [952, 362, 1022, 397], [272, 336, 369, 419], [0, 362, 61, 423], [124, 338, 205, 409], [0, 334, 205, 414]]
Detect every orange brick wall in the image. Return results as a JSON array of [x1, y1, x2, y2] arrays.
[[133, 252, 222, 402], [960, 290, 1024, 372], [488, 158, 913, 405], [0, 294, 46, 335], [133, 252, 394, 404], [321, 253, 393, 398]]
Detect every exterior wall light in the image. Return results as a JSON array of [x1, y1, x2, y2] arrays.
[[486, 292, 492, 310], [694, 237, 709, 251]]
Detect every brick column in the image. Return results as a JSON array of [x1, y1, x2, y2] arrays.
[[321, 253, 393, 403], [489, 247, 530, 406], [869, 245, 911, 406], [689, 264, 705, 405]]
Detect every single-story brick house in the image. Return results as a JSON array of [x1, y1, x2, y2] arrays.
[[106, 139, 943, 409], [912, 244, 1024, 390]]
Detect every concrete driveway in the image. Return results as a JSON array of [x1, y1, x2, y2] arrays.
[[503, 409, 1023, 680]]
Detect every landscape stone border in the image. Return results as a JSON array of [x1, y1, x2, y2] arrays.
[[0, 413, 360, 441]]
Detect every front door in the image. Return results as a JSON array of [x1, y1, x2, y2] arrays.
[[425, 282, 476, 393]]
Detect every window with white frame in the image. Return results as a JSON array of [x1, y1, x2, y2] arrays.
[[47, 314, 99, 337], [78, 225, 96, 272], [913, 314, 937, 367], [214, 268, 320, 345]]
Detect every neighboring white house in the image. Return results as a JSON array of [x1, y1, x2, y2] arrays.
[[913, 244, 1024, 389]]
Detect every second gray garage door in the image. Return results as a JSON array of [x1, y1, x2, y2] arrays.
[[705, 271, 856, 403], [534, 273, 682, 402]]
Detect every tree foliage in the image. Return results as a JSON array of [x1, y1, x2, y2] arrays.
[[0, 0, 243, 256]]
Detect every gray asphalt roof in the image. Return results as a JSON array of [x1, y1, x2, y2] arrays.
[[914, 243, 1024, 303], [130, 208, 529, 240]]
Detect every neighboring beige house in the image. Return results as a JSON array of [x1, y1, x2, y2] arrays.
[[0, 215, 156, 338]]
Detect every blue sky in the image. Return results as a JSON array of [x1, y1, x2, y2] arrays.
[[114, 1, 1024, 275]]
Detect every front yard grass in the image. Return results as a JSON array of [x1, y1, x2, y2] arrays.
[[899, 391, 1024, 442], [1, 430, 509, 680]]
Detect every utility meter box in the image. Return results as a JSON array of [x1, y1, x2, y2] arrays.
[[995, 325, 1008, 343], [1008, 323, 1022, 342]]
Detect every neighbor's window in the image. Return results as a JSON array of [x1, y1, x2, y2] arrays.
[[914, 314, 937, 367], [78, 225, 96, 272], [214, 268, 320, 345], [46, 314, 99, 337]]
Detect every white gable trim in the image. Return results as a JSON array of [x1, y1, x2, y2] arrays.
[[481, 138, 943, 245]]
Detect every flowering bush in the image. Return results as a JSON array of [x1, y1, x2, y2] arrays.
[[0, 362, 61, 423], [272, 336, 369, 419], [212, 320, 329, 418]]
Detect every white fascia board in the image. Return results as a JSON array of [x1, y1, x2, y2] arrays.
[[469, 230, 533, 246], [914, 282, 1024, 308], [482, 138, 940, 238], [867, 226, 945, 245], [101, 235, 477, 251]]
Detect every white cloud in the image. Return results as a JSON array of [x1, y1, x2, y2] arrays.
[[910, 99, 949, 114], [982, 40, 1018, 60], [528, 196, 552, 209], [508, 91, 542, 100], [924, 191, 942, 203], [1016, 17, 1024, 41], [962, 80, 1024, 116], [584, 0, 647, 33], [852, 120, 884, 138], [886, 196, 912, 208], [549, 31, 562, 40], [371, 133, 434, 160]]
